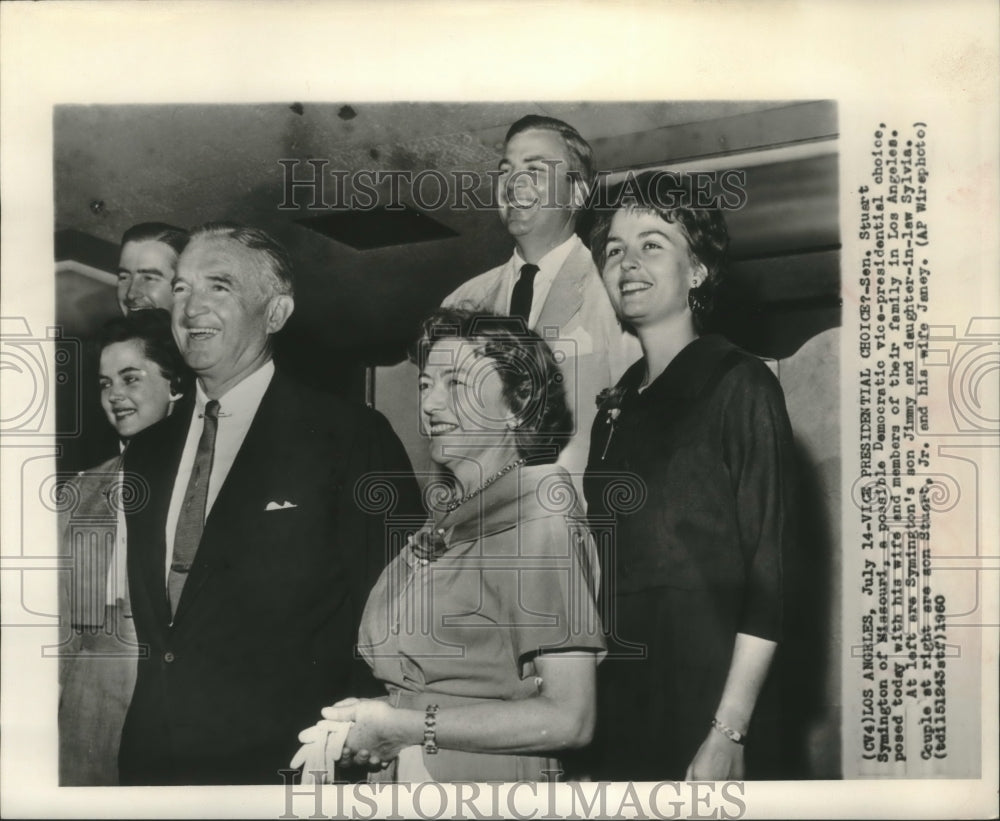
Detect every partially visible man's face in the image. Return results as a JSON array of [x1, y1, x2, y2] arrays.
[[171, 235, 290, 395], [117, 240, 177, 314], [497, 128, 580, 242]]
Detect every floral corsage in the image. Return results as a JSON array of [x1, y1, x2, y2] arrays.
[[595, 386, 626, 460], [406, 526, 449, 564]]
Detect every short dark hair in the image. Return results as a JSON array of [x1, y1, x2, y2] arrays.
[[411, 308, 573, 464], [588, 171, 730, 332], [95, 308, 192, 396], [120, 222, 188, 256], [187, 222, 295, 298], [505, 115, 596, 194]]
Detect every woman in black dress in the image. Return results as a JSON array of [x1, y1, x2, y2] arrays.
[[583, 174, 796, 780]]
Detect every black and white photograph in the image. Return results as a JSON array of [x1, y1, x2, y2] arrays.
[[1, 2, 997, 819]]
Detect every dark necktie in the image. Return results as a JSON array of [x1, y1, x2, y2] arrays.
[[509, 263, 540, 322], [167, 399, 220, 616]]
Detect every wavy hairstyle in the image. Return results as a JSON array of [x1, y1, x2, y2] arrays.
[[505, 114, 596, 195], [588, 170, 730, 332], [411, 308, 573, 464], [95, 308, 193, 396], [120, 222, 189, 256], [187, 222, 295, 298]]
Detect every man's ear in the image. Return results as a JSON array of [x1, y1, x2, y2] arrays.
[[570, 178, 590, 210], [266, 294, 295, 334], [165, 390, 183, 417]]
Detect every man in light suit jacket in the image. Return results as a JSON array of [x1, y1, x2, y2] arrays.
[[119, 223, 420, 785], [443, 116, 639, 491]]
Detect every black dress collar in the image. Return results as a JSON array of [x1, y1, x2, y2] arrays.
[[622, 334, 741, 402]]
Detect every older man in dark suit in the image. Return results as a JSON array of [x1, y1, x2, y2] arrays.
[[119, 223, 420, 785]]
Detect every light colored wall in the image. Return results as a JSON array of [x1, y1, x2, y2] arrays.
[[778, 326, 842, 777]]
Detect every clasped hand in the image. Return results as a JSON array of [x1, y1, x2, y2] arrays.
[[290, 697, 399, 782]]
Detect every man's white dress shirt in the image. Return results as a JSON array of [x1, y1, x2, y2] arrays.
[[164, 360, 275, 581], [503, 234, 577, 329]]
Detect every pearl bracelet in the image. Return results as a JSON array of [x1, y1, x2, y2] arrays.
[[423, 704, 439, 755], [711, 718, 746, 745]]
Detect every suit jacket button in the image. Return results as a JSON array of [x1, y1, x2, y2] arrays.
[[164, 651, 176, 663]]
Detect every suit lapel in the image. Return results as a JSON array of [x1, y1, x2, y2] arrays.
[[486, 262, 512, 314], [535, 242, 591, 331], [127, 399, 192, 629]]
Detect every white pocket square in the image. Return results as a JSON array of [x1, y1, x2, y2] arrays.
[[265, 500, 298, 511]]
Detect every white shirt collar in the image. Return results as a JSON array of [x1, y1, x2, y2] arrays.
[[507, 234, 581, 327], [511, 233, 579, 279], [194, 359, 275, 419]]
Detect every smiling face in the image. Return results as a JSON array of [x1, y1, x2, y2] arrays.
[[171, 234, 293, 398], [600, 209, 706, 330], [116, 240, 178, 314], [418, 338, 518, 478], [99, 339, 176, 439], [497, 128, 581, 246]]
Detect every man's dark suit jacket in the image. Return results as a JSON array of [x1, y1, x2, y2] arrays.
[[119, 369, 421, 785]]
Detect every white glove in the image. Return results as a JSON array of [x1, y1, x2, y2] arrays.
[[289, 719, 354, 784]]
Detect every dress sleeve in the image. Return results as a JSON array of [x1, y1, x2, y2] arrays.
[[505, 514, 607, 667], [721, 359, 797, 642]]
